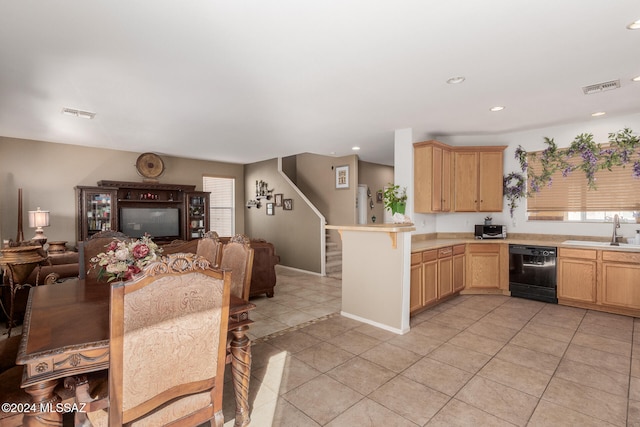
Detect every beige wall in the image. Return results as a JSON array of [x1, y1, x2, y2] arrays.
[[358, 160, 394, 224], [244, 158, 323, 273], [295, 153, 358, 243], [338, 227, 411, 333], [0, 137, 245, 245], [243, 155, 394, 274]]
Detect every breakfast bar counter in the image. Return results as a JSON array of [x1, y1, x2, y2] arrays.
[[327, 223, 415, 334]]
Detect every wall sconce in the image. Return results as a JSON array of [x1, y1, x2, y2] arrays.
[[28, 207, 50, 245]]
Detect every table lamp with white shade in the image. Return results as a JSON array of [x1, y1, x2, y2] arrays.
[[28, 207, 50, 246]]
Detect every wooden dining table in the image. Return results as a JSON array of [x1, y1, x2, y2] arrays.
[[15, 278, 256, 427]]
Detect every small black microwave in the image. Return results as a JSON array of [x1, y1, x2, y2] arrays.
[[474, 224, 507, 239]]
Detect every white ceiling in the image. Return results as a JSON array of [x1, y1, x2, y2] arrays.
[[1, 1, 639, 166]]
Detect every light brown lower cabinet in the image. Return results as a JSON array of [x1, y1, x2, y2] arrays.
[[410, 251, 437, 312], [410, 244, 465, 315], [410, 253, 423, 313], [452, 245, 465, 293], [601, 250, 640, 311], [422, 250, 438, 307], [410, 242, 640, 317], [438, 247, 453, 299], [558, 248, 640, 316], [557, 248, 597, 303], [465, 243, 501, 290]]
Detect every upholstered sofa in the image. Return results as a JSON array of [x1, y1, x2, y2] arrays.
[[27, 250, 80, 285], [1, 248, 80, 327]]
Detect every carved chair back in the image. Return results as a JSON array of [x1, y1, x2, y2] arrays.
[[102, 253, 231, 426], [79, 232, 129, 284], [220, 234, 254, 301], [161, 239, 198, 256], [196, 231, 222, 268]]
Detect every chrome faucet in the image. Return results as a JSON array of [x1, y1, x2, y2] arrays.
[[611, 214, 621, 246]]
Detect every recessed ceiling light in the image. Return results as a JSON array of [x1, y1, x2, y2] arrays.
[[591, 111, 606, 117], [446, 76, 465, 84], [352, 146, 360, 151], [627, 19, 640, 30], [490, 106, 505, 112], [633, 75, 640, 82], [62, 107, 96, 119]]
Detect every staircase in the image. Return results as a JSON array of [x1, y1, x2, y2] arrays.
[[325, 234, 342, 279]]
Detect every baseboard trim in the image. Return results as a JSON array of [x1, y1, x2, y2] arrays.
[[340, 311, 409, 335]]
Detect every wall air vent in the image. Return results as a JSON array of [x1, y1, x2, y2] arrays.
[[582, 79, 620, 95]]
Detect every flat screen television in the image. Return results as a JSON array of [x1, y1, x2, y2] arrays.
[[119, 207, 181, 239]]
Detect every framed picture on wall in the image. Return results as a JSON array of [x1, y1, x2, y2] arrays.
[[274, 193, 283, 207], [283, 199, 293, 210], [376, 190, 383, 203], [266, 203, 274, 215], [335, 165, 349, 189]]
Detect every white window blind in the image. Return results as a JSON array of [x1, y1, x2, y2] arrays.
[[526, 149, 640, 213], [203, 176, 235, 237]]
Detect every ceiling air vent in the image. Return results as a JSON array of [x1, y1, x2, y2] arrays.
[[582, 79, 620, 95], [61, 107, 96, 119]]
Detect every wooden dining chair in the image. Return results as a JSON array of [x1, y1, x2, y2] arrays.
[[74, 253, 232, 426], [78, 232, 128, 284], [220, 234, 254, 301], [160, 238, 198, 256], [196, 231, 223, 268]]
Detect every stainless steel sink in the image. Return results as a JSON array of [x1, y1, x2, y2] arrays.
[[562, 240, 640, 248]]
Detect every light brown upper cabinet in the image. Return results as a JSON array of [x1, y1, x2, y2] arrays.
[[453, 147, 506, 212], [413, 140, 452, 213]]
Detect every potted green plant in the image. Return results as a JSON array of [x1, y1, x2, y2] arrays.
[[382, 184, 407, 215]]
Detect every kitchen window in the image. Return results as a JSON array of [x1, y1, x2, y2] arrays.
[[526, 148, 640, 222]]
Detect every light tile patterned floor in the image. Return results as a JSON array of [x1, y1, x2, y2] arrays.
[[223, 266, 640, 426], [244, 266, 342, 341], [3, 266, 639, 426]]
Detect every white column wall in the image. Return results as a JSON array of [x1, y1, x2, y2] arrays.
[[394, 128, 414, 333]]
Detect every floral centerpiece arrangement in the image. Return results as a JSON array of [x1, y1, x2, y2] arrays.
[[90, 234, 163, 282]]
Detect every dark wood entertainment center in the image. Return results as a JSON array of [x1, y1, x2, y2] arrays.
[[75, 180, 210, 242]]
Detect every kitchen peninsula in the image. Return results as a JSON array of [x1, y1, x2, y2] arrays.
[[326, 223, 415, 334]]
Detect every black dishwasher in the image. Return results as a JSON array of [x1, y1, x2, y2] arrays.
[[509, 244, 558, 303]]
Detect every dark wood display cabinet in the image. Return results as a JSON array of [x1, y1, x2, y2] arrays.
[[187, 192, 210, 239], [76, 181, 209, 243], [76, 186, 118, 241]]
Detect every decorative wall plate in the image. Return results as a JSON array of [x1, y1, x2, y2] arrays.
[[136, 152, 165, 179]]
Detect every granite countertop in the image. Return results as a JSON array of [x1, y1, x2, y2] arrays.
[[411, 234, 640, 253]]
